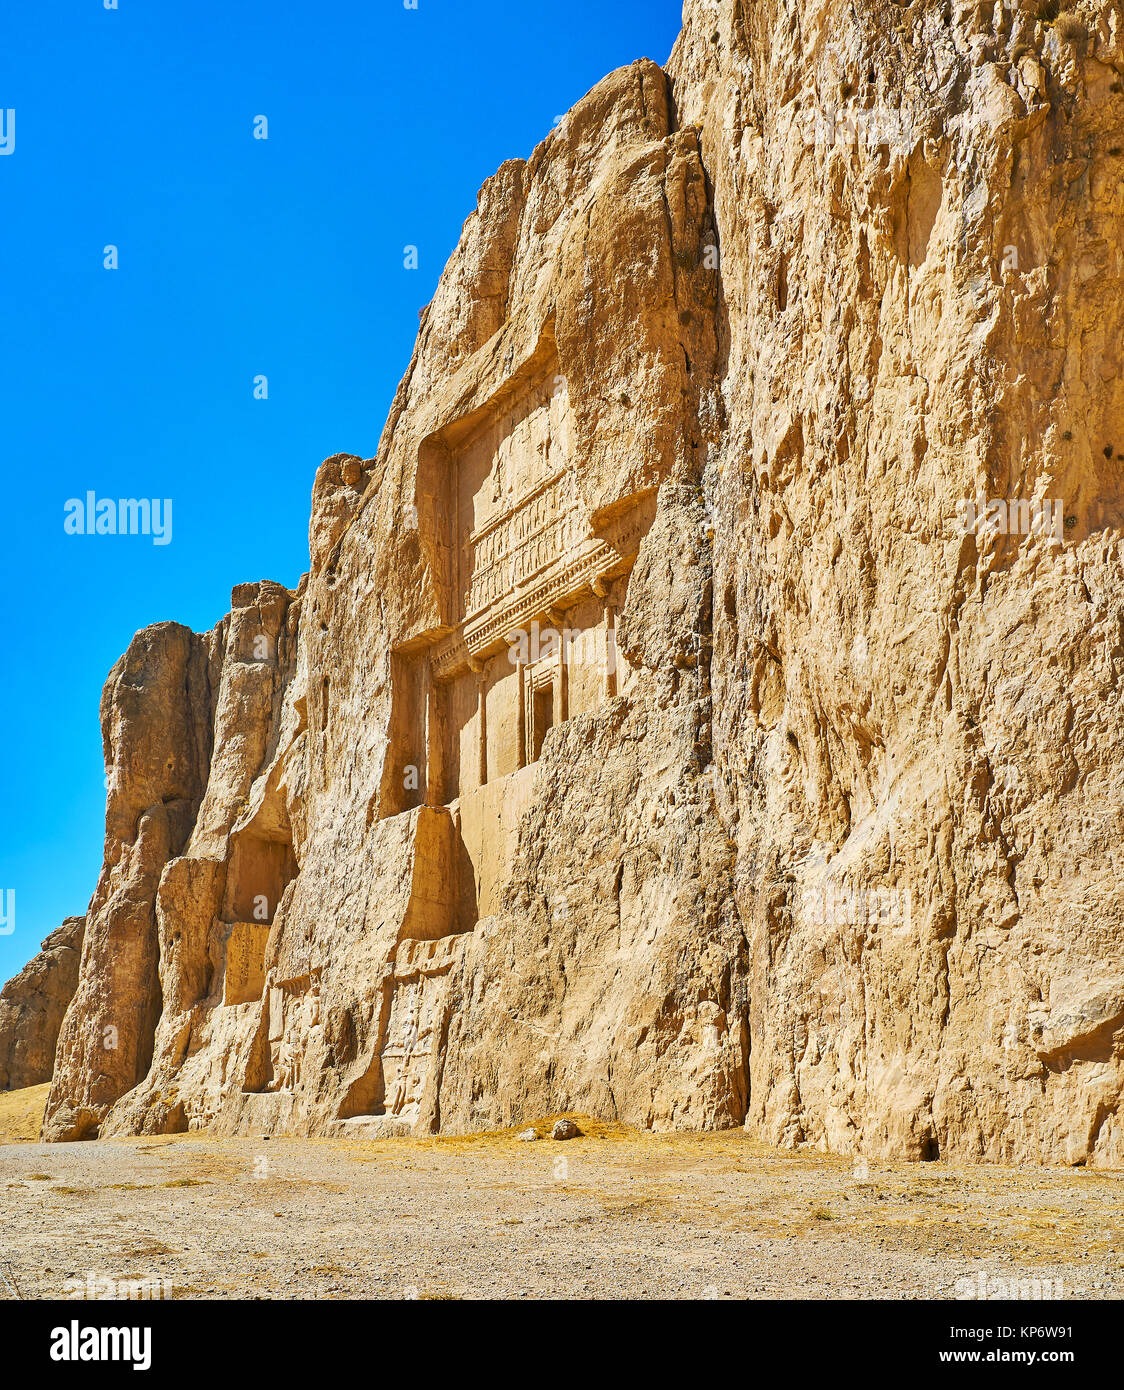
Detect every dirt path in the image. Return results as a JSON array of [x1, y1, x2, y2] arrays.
[[2, 1106, 1121, 1300]]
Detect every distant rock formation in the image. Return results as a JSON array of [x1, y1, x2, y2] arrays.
[[0, 918, 84, 1091], [11, 1, 1124, 1163]]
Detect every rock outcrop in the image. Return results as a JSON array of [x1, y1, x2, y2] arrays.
[[666, 0, 1124, 1165], [0, 918, 84, 1091], [15, 0, 1124, 1163]]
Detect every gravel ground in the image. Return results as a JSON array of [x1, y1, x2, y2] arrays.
[[1, 1119, 1122, 1301]]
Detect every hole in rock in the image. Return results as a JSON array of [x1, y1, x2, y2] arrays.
[[532, 682, 555, 761]]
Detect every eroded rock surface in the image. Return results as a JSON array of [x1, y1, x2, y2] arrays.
[[15, 1, 1124, 1163], [0, 918, 84, 1091]]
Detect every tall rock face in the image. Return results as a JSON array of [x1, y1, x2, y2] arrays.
[[22, 1, 1124, 1162], [42, 596, 291, 1140], [668, 0, 1124, 1164], [0, 918, 84, 1091]]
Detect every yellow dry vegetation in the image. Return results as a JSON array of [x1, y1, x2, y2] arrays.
[[0, 1083, 48, 1142]]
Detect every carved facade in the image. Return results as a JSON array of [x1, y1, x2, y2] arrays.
[[386, 347, 649, 827], [356, 342, 657, 1129]]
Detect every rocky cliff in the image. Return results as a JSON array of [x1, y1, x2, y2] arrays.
[[0, 918, 84, 1092], [20, 0, 1124, 1163]]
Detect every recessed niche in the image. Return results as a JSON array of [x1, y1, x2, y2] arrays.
[[223, 833, 297, 927]]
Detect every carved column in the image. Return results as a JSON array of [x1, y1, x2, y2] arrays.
[[470, 657, 487, 788], [593, 578, 617, 700], [425, 657, 443, 807], [516, 660, 527, 769], [547, 606, 568, 724]]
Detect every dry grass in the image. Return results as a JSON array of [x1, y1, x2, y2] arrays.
[[0, 1083, 48, 1142], [337, 1114, 776, 1166], [417, 1112, 629, 1151], [1055, 10, 1088, 44]]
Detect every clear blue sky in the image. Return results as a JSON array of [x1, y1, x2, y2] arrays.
[[0, 0, 684, 982]]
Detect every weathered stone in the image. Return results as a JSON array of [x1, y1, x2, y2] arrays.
[[6, 1, 1123, 1165], [551, 1119, 580, 1142], [0, 918, 84, 1091]]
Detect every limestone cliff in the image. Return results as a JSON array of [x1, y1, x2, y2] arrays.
[[21, 0, 1124, 1163], [0, 918, 84, 1092]]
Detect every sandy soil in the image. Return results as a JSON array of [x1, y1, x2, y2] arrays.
[[1, 1088, 1121, 1300]]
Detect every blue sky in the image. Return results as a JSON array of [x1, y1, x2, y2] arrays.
[[0, 0, 684, 982]]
